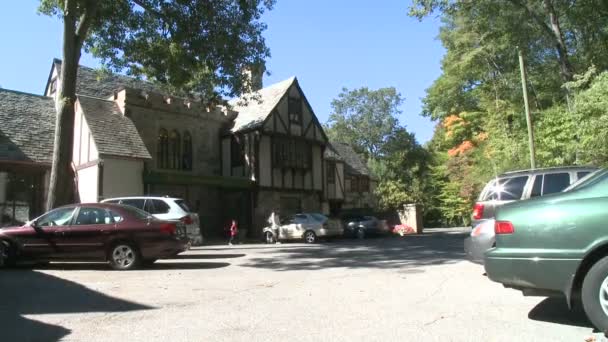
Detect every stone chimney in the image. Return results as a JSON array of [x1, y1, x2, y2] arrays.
[[243, 63, 265, 92]]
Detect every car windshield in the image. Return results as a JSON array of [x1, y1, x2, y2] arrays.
[[564, 169, 608, 192], [118, 204, 154, 220]]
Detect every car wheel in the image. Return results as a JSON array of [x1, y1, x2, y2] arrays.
[[304, 231, 316, 244], [109, 243, 140, 270], [582, 255, 608, 331], [264, 232, 276, 244], [356, 229, 366, 239]]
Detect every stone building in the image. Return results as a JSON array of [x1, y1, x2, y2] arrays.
[[0, 59, 376, 236]]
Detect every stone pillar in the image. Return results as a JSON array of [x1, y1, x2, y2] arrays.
[[401, 203, 423, 234]]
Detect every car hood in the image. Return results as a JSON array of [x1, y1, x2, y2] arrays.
[[0, 224, 26, 233]]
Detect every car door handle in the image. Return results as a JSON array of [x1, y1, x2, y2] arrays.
[[53, 231, 65, 236], [100, 230, 111, 235]]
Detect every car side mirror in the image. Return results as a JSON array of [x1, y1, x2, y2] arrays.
[[29, 220, 40, 230]]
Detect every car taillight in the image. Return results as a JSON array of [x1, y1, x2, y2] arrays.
[[160, 223, 177, 235], [180, 216, 193, 225], [472, 203, 484, 220], [471, 225, 483, 237], [495, 221, 514, 235]]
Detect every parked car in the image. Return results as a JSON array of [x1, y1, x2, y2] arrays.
[[101, 196, 202, 245], [342, 215, 388, 239], [0, 203, 190, 270], [263, 213, 343, 244], [484, 169, 608, 331], [464, 166, 597, 264]]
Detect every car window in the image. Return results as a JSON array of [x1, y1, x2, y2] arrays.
[[310, 213, 327, 222], [74, 207, 113, 225], [174, 200, 190, 212], [577, 171, 591, 180], [565, 169, 606, 192], [530, 175, 542, 198], [543, 173, 571, 195], [109, 211, 124, 223], [483, 176, 528, 201], [118, 205, 153, 220], [295, 214, 308, 222], [153, 200, 171, 214], [36, 207, 76, 227], [120, 199, 145, 210]]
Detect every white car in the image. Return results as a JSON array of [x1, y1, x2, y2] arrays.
[[263, 213, 343, 244], [101, 196, 203, 245]]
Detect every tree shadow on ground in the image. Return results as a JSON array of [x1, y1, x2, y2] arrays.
[[528, 297, 593, 329], [241, 230, 468, 271], [31, 261, 231, 271], [171, 253, 245, 260], [0, 270, 153, 341]]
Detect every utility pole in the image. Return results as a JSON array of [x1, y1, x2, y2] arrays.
[[518, 48, 536, 169]]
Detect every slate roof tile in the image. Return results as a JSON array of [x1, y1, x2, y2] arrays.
[[228, 77, 296, 133], [77, 95, 151, 160], [0, 89, 55, 164]]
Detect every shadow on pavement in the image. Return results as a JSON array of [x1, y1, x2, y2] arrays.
[[241, 230, 468, 271], [0, 270, 153, 342], [31, 261, 231, 271], [528, 297, 593, 329], [171, 253, 245, 260]]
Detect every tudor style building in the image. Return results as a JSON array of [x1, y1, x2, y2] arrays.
[[0, 59, 377, 237], [222, 76, 329, 231]]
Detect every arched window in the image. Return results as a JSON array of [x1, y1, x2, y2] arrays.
[[169, 130, 181, 169], [157, 128, 169, 169], [182, 131, 193, 171]]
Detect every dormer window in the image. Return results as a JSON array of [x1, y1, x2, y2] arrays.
[[288, 97, 302, 124], [49, 77, 58, 95]]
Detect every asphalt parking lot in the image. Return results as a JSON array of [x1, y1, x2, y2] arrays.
[[1, 228, 604, 342]]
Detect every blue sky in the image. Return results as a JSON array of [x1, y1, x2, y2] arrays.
[[0, 0, 444, 143]]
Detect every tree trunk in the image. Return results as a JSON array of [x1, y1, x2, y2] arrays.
[[47, 1, 80, 210], [541, 0, 574, 81]]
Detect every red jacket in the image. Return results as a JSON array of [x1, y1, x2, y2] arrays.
[[230, 222, 238, 236]]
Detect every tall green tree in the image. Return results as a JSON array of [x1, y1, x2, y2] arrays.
[[326, 87, 402, 159], [38, 0, 275, 209]]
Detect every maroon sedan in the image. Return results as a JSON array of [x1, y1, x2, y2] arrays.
[[0, 203, 190, 270]]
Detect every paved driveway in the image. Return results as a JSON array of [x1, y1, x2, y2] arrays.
[[0, 228, 604, 342]]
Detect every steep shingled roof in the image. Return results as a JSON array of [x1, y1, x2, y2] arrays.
[[52, 59, 165, 98], [228, 77, 296, 133], [77, 95, 151, 160], [0, 89, 56, 164], [329, 142, 372, 177]]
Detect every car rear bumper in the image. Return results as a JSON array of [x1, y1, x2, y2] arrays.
[[464, 235, 494, 264], [484, 248, 580, 295], [142, 238, 190, 259]]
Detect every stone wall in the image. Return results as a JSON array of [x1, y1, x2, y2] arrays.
[[114, 88, 233, 177]]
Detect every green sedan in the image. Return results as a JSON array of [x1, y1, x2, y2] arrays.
[[485, 169, 608, 331]]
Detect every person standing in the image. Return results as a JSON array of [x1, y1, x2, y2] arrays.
[[229, 220, 238, 245]]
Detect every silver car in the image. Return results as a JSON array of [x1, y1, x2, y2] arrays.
[[263, 213, 343, 244], [464, 166, 597, 264]]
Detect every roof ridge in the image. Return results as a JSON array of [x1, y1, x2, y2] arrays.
[[0, 88, 52, 99]]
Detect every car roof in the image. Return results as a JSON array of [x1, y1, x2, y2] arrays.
[[101, 196, 182, 201], [498, 166, 598, 178]]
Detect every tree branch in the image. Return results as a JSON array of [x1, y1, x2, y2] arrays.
[[75, 0, 99, 51]]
